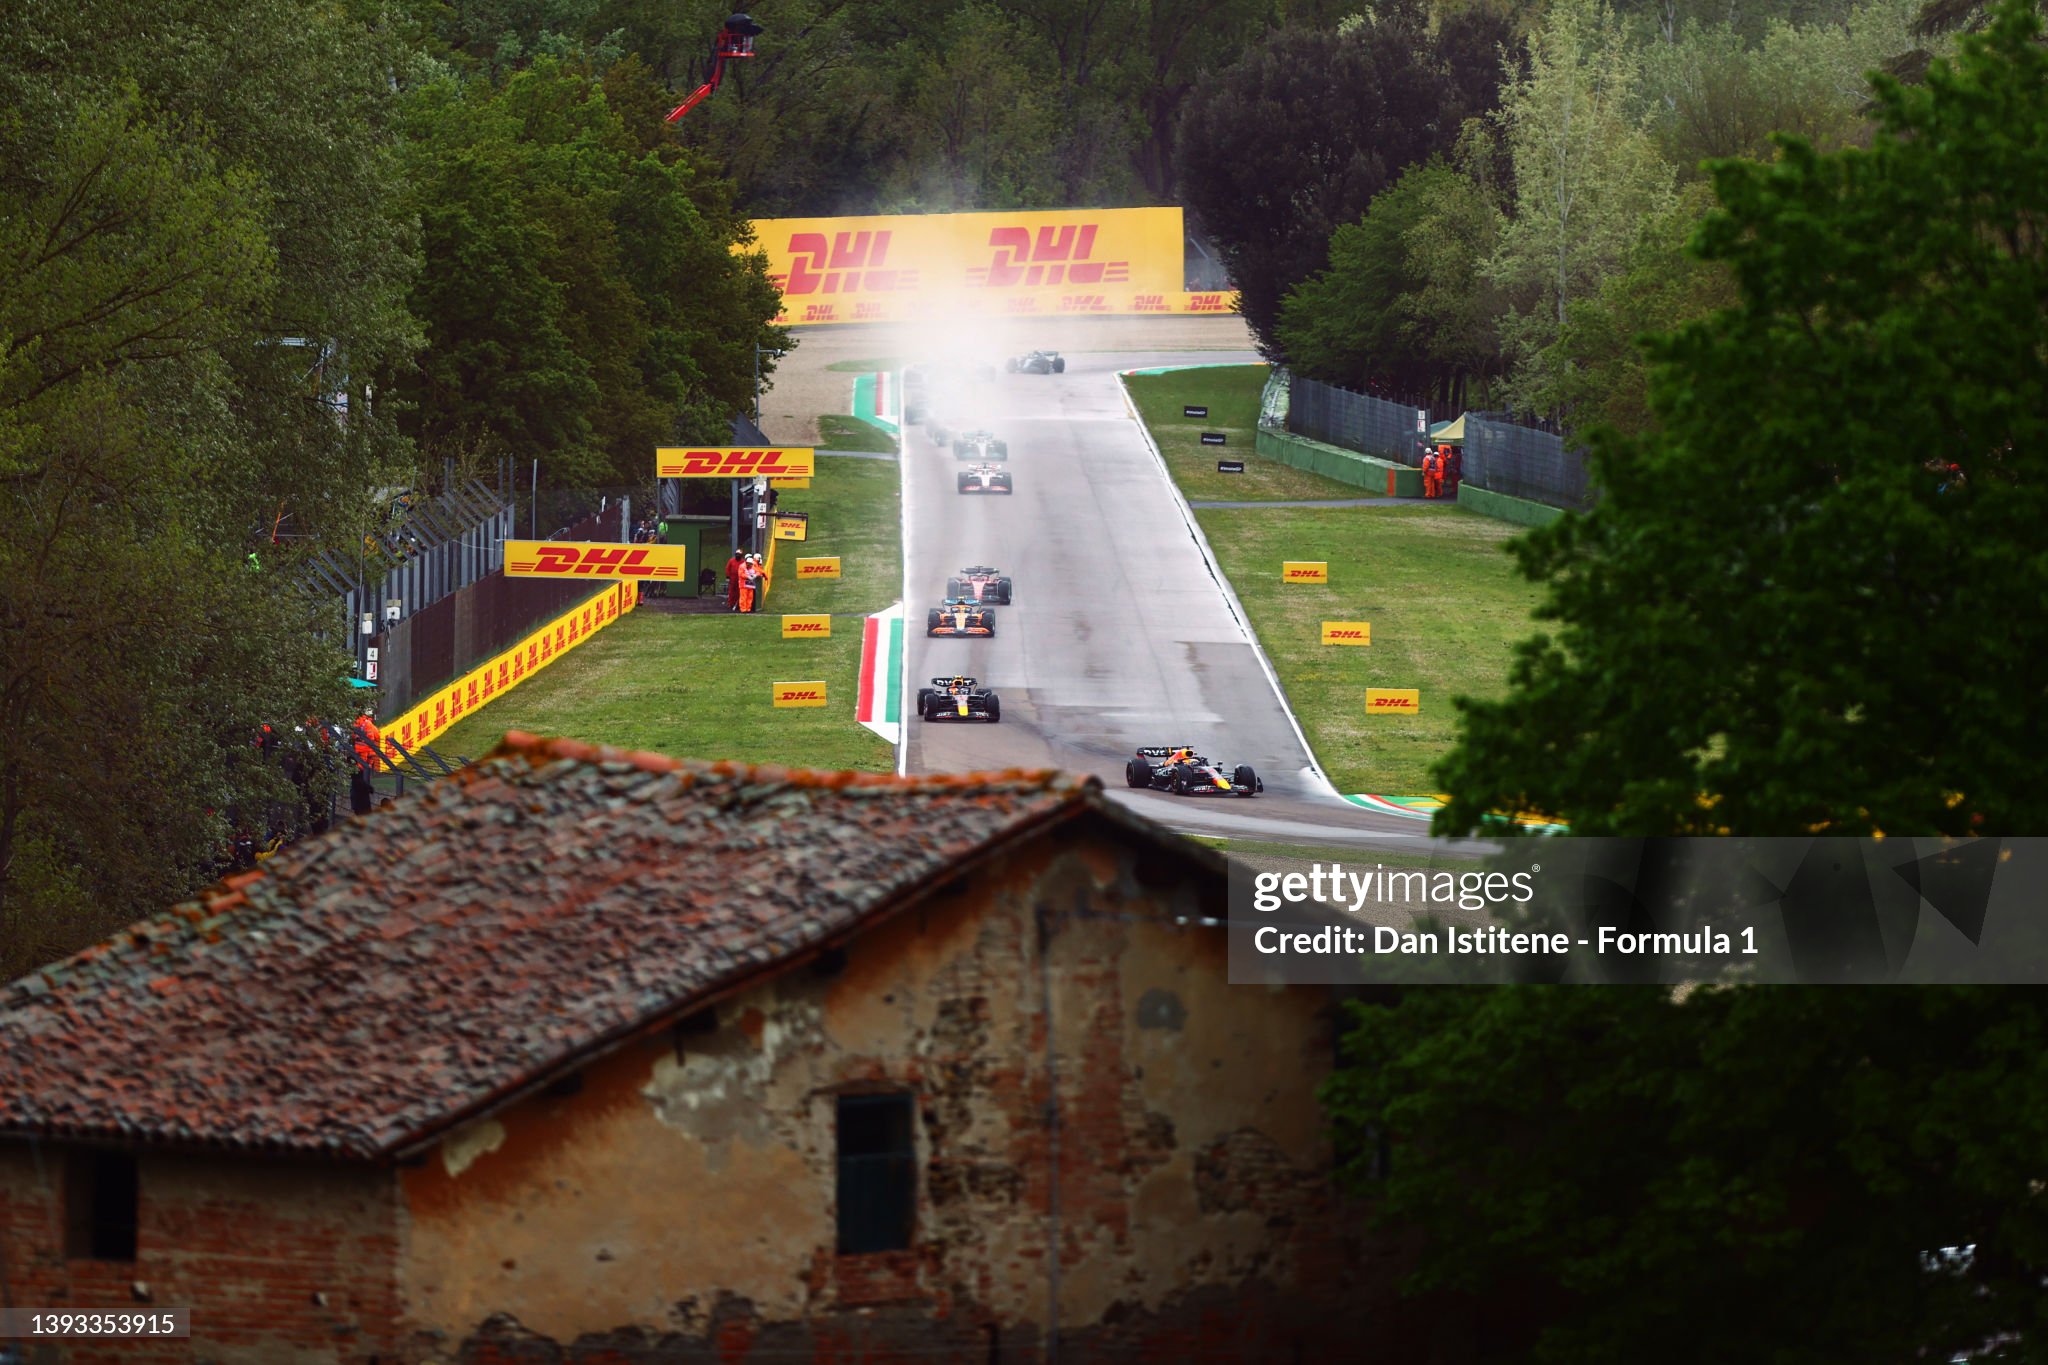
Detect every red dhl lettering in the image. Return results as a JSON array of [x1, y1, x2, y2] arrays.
[[787, 623, 827, 633], [971, 224, 1130, 288], [1328, 630, 1366, 639], [517, 545, 674, 577], [804, 303, 837, 322], [856, 302, 885, 319], [663, 449, 810, 477], [1188, 293, 1229, 312], [1133, 293, 1168, 311], [780, 689, 822, 700], [799, 563, 835, 576], [1060, 294, 1108, 311], [1286, 569, 1324, 578], [779, 231, 917, 296], [1369, 698, 1417, 708]]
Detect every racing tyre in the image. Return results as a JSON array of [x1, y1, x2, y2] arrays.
[[986, 695, 1000, 722], [995, 579, 1013, 603], [1233, 764, 1259, 794], [1171, 771, 1189, 795], [926, 609, 942, 635], [1052, 357, 1066, 373], [982, 616, 996, 638], [916, 688, 935, 714], [945, 578, 965, 598], [991, 442, 1008, 458], [1125, 757, 1152, 789]]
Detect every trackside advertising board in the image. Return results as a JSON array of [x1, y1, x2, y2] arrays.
[[781, 614, 831, 639], [796, 556, 841, 580], [1282, 561, 1329, 584], [1366, 689, 1421, 714], [1321, 622, 1371, 645], [750, 208, 1240, 324], [773, 681, 828, 708], [379, 583, 637, 761], [656, 447, 816, 479], [505, 542, 686, 581]]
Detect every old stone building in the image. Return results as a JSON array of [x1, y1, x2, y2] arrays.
[[0, 736, 1398, 1363]]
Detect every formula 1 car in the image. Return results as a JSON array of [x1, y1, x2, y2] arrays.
[[1123, 746, 1263, 796], [1007, 350, 1066, 375], [946, 566, 1013, 603], [957, 464, 1014, 494], [951, 430, 1008, 461], [917, 676, 1001, 722], [927, 598, 996, 637]]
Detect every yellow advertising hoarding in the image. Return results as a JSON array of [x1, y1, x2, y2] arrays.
[[1282, 561, 1329, 584], [750, 208, 1237, 325], [504, 542, 686, 582], [1366, 689, 1421, 714], [770, 477, 810, 489], [1321, 621, 1371, 645], [781, 614, 831, 639], [795, 556, 841, 580], [656, 447, 816, 479], [772, 513, 808, 542], [773, 681, 829, 708]]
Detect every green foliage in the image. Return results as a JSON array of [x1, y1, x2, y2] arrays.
[[1432, 0, 2048, 837], [1322, 985, 2048, 1362]]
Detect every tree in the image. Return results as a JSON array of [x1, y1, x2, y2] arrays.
[[1177, 9, 1513, 354], [1488, 0, 1675, 409], [1322, 985, 2048, 1363], [1431, 0, 2048, 838]]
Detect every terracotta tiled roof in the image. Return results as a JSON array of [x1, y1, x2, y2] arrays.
[[0, 735, 1155, 1160]]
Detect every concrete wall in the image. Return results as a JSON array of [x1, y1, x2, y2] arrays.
[[0, 1144, 400, 1365], [1256, 428, 1423, 498], [1455, 482, 1566, 529], [398, 826, 1391, 1363]]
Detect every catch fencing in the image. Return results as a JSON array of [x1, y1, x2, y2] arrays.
[[1275, 373, 1595, 511]]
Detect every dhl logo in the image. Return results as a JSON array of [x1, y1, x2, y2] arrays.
[[504, 542, 687, 580], [1059, 294, 1109, 312], [772, 680, 829, 708], [779, 231, 918, 296], [796, 557, 841, 578], [781, 614, 832, 639], [970, 225, 1130, 289], [1365, 689, 1421, 714], [1282, 561, 1329, 583], [1187, 293, 1231, 312], [1321, 622, 1371, 645], [804, 304, 836, 322], [1133, 293, 1169, 312], [656, 447, 817, 479]]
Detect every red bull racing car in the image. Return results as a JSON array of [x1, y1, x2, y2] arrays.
[[958, 464, 1014, 494], [917, 676, 1002, 722], [945, 566, 1013, 603], [1007, 350, 1066, 374], [1123, 746, 1263, 796], [927, 598, 996, 638]]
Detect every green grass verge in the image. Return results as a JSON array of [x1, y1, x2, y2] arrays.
[[825, 357, 906, 373], [817, 414, 899, 453], [433, 452, 901, 771], [1192, 505, 1544, 794], [1124, 366, 1363, 502]]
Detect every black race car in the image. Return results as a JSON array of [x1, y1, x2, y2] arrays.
[[1124, 746, 1262, 796], [951, 430, 1008, 461], [927, 598, 996, 637], [958, 464, 1013, 494], [1007, 350, 1066, 375], [946, 566, 1013, 603], [918, 676, 1001, 722]]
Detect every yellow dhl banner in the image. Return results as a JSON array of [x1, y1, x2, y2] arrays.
[[781, 614, 831, 639], [656, 447, 816, 479], [381, 582, 637, 761], [773, 681, 828, 708], [1366, 689, 1421, 714], [1282, 561, 1329, 584], [795, 556, 841, 579], [770, 477, 810, 490], [772, 514, 808, 542], [505, 542, 686, 581], [1321, 621, 1371, 645], [750, 208, 1233, 325]]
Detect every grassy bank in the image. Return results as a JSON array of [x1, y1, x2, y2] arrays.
[[1123, 366, 1361, 502], [817, 414, 898, 453], [435, 452, 901, 771], [1193, 504, 1543, 794]]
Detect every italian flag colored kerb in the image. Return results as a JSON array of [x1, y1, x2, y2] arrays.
[[856, 604, 903, 744], [851, 373, 898, 436]]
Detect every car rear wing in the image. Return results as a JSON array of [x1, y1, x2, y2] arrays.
[[929, 677, 979, 687], [1134, 746, 1198, 758], [960, 566, 999, 574]]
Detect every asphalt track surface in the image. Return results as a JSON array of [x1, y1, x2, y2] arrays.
[[896, 350, 1441, 849]]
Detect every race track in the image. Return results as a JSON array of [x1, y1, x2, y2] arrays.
[[894, 346, 1433, 848]]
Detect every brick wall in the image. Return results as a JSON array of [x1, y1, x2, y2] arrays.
[[0, 1145, 400, 1364]]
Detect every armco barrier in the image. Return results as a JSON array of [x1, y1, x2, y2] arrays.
[[1256, 428, 1422, 498], [1457, 483, 1567, 528]]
